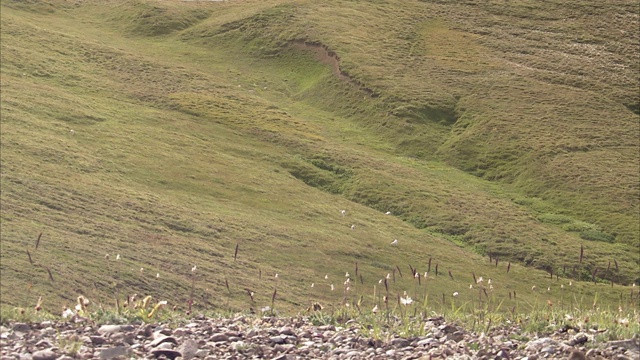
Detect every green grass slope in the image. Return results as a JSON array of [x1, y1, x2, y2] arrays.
[[1, 0, 638, 314]]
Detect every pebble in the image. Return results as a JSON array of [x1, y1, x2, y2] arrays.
[[12, 324, 30, 333], [31, 349, 56, 360], [97, 324, 134, 335], [209, 333, 229, 342]]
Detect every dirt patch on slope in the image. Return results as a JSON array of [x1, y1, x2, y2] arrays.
[[291, 40, 379, 98]]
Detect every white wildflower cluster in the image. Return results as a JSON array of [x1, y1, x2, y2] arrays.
[[400, 296, 413, 306]]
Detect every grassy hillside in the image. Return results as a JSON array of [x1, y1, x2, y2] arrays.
[[0, 0, 638, 315]]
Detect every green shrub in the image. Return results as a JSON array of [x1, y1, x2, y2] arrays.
[[579, 230, 615, 243], [562, 221, 597, 232], [537, 213, 573, 225]]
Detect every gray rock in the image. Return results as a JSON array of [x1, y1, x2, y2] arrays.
[[97, 324, 134, 335], [386, 349, 396, 356], [447, 331, 465, 342], [525, 337, 558, 352], [149, 335, 178, 348], [99, 346, 130, 359], [274, 343, 295, 353], [417, 337, 438, 347], [209, 333, 229, 342], [270, 335, 286, 344], [540, 346, 556, 354], [150, 348, 182, 360], [32, 349, 56, 360], [440, 324, 457, 334], [178, 339, 199, 360], [272, 355, 295, 360], [90, 336, 106, 345], [391, 338, 410, 347], [567, 332, 589, 346], [155, 342, 175, 350], [139, 324, 154, 338], [279, 327, 296, 336], [194, 349, 209, 358], [35, 339, 53, 348], [607, 335, 640, 351], [12, 323, 30, 333]]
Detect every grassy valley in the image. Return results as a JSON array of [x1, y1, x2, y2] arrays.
[[0, 0, 638, 319]]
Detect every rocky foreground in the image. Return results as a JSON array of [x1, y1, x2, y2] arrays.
[[1, 315, 638, 360]]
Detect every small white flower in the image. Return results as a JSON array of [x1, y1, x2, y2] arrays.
[[569, 281, 573, 286], [350, 224, 356, 230], [341, 209, 346, 216], [345, 272, 350, 278], [385, 211, 391, 215], [532, 285, 537, 291], [344, 278, 350, 285], [378, 279, 383, 284], [191, 265, 197, 272], [489, 285, 494, 290], [561, 284, 564, 289], [400, 296, 413, 306], [62, 308, 75, 319], [331, 284, 335, 291], [275, 273, 279, 278], [386, 273, 391, 279], [346, 287, 350, 291], [372, 305, 379, 313], [414, 273, 419, 278], [424, 272, 428, 278], [488, 279, 492, 285], [453, 292, 459, 297], [325, 275, 329, 280], [477, 277, 484, 284], [140, 267, 144, 272], [469, 284, 473, 289], [116, 254, 121, 260], [311, 283, 315, 288], [261, 306, 271, 313], [390, 239, 398, 246], [156, 273, 160, 278], [619, 318, 629, 326], [547, 287, 551, 292]]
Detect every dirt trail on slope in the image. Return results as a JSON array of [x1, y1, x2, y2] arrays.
[[291, 40, 379, 98]]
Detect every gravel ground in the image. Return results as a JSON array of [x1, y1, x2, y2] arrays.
[[1, 315, 638, 359]]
